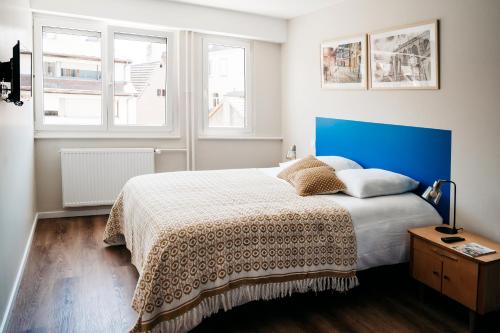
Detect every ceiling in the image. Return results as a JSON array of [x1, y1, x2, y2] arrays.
[[167, 0, 344, 19]]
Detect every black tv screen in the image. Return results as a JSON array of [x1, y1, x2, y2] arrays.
[[10, 41, 21, 103], [0, 41, 32, 106]]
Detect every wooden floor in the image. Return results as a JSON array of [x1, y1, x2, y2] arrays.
[[6, 215, 497, 332]]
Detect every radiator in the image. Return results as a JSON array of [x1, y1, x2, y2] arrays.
[[60, 148, 155, 207]]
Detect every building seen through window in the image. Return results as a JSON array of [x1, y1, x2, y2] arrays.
[[207, 43, 246, 129]]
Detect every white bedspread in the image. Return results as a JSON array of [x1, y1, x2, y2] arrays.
[[259, 167, 442, 270], [105, 168, 358, 333]]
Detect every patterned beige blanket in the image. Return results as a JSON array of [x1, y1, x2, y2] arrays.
[[104, 169, 357, 333]]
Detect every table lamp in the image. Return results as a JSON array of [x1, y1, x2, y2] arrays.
[[422, 179, 459, 234]]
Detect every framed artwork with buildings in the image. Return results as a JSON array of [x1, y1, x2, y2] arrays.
[[321, 35, 367, 89], [369, 20, 439, 90]]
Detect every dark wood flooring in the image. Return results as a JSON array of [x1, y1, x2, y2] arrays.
[[6, 215, 498, 332]]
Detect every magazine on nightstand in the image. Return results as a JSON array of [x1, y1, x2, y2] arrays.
[[453, 242, 496, 258]]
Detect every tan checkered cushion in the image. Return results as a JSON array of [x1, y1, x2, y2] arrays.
[[290, 166, 346, 196], [277, 155, 329, 183]]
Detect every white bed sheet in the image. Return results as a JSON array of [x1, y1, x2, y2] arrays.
[[259, 167, 442, 270]]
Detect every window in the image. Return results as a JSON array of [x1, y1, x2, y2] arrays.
[[34, 16, 176, 135], [202, 37, 252, 135], [113, 33, 168, 127], [41, 27, 103, 126]]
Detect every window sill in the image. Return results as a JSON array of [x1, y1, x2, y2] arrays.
[[34, 131, 182, 140], [197, 136, 283, 141]]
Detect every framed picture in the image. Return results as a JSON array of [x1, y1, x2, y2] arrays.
[[369, 20, 439, 89], [321, 35, 367, 89]]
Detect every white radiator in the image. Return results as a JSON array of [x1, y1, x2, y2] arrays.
[[60, 148, 155, 207]]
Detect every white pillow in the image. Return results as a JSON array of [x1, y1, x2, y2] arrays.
[[336, 168, 419, 198], [279, 156, 362, 171], [316, 156, 363, 171]]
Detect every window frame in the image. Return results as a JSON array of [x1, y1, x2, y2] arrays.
[[33, 15, 178, 137], [201, 36, 253, 136], [34, 16, 108, 132], [107, 26, 176, 133]]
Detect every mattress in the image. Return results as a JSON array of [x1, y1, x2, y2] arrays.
[[259, 167, 443, 270]]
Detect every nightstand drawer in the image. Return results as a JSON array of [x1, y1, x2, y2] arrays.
[[442, 255, 478, 310], [412, 247, 442, 291], [413, 237, 437, 254], [413, 237, 450, 258]]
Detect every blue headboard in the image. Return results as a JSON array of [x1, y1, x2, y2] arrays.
[[316, 117, 452, 223]]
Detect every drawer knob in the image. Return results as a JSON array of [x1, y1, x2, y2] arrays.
[[444, 275, 450, 281], [433, 271, 440, 276]]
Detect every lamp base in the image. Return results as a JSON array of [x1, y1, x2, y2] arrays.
[[435, 226, 458, 234]]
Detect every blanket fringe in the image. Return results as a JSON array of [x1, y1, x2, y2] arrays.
[[135, 274, 358, 333]]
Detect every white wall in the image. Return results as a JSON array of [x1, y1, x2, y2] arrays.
[[0, 0, 37, 328], [282, 0, 500, 241], [30, 0, 287, 43]]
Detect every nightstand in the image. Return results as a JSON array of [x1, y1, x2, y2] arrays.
[[409, 225, 500, 332]]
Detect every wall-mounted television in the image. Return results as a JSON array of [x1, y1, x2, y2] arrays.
[[0, 41, 32, 106]]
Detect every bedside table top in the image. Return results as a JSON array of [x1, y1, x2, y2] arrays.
[[409, 225, 500, 264]]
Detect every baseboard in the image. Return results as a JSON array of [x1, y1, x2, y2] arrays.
[[0, 213, 38, 333], [37, 208, 111, 219]]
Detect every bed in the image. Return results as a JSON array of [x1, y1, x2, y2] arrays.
[[104, 118, 452, 333]]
